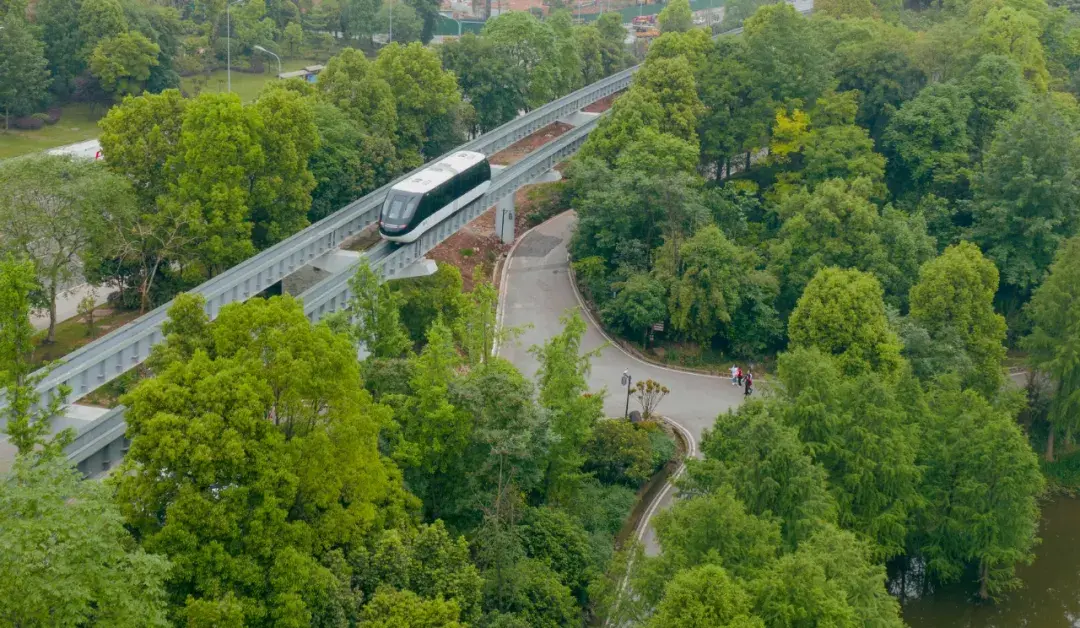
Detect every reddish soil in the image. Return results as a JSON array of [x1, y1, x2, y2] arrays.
[[490, 121, 575, 166], [582, 91, 621, 113], [428, 177, 566, 291]]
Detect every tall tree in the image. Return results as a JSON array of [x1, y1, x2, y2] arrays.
[[481, 11, 562, 109], [1024, 234, 1080, 461], [658, 0, 693, 33], [347, 258, 413, 359], [375, 42, 464, 162], [36, 0, 83, 98], [115, 295, 413, 625], [697, 38, 772, 177], [440, 33, 528, 133], [88, 31, 161, 99], [788, 267, 904, 378], [0, 13, 50, 128], [742, 2, 832, 107], [532, 310, 603, 503], [0, 257, 72, 457], [913, 380, 1044, 600], [0, 155, 133, 342], [970, 98, 1080, 302], [882, 82, 974, 200], [909, 241, 1007, 396], [317, 47, 399, 138], [0, 454, 171, 627], [647, 564, 763, 628]]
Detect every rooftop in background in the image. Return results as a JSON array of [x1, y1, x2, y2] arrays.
[[277, 65, 326, 82]]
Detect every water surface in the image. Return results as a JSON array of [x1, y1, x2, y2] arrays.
[[903, 497, 1080, 628]]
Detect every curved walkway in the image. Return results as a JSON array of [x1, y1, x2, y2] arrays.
[[497, 211, 744, 553]]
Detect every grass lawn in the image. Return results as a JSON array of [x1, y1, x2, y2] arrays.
[[0, 58, 322, 160], [31, 306, 143, 369], [0, 103, 104, 160], [180, 58, 323, 103]]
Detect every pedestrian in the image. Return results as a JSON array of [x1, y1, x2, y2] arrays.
[[736, 366, 743, 386], [744, 372, 753, 397], [730, 364, 738, 386]]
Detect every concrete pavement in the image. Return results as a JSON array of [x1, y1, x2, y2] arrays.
[[497, 211, 745, 553]]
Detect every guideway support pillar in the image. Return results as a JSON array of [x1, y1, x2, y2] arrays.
[[496, 193, 515, 245]]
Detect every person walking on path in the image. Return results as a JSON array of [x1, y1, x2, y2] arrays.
[[737, 366, 743, 386], [730, 364, 739, 385], [744, 372, 753, 397]]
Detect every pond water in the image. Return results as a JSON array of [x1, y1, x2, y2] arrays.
[[902, 497, 1080, 628]]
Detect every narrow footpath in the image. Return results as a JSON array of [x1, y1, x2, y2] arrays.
[[497, 211, 744, 553]]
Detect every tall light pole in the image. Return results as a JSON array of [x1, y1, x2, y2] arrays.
[[621, 369, 632, 419], [388, 0, 393, 44], [226, 0, 246, 93], [253, 45, 281, 76]]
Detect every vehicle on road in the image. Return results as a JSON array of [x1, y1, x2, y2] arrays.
[[379, 150, 492, 243]]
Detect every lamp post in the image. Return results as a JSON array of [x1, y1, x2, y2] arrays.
[[226, 0, 246, 93], [388, 0, 393, 44], [253, 45, 282, 76], [621, 369, 632, 419]]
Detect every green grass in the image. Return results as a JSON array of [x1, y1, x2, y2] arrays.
[[180, 58, 322, 104], [31, 307, 142, 369], [0, 103, 104, 160], [0, 58, 323, 160]]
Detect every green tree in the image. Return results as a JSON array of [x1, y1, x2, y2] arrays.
[[970, 98, 1080, 301], [358, 590, 462, 627], [776, 347, 920, 558], [99, 88, 187, 205], [583, 418, 655, 486], [686, 401, 836, 548], [658, 0, 693, 33], [0, 155, 133, 342], [36, 0, 83, 97], [631, 55, 704, 144], [834, 28, 925, 141], [532, 310, 604, 503], [481, 11, 562, 108], [317, 47, 399, 137], [391, 262, 467, 345], [1024, 234, 1080, 461], [909, 241, 1007, 396], [520, 506, 596, 600], [659, 224, 747, 346], [378, 0, 423, 44], [601, 272, 668, 345], [962, 54, 1029, 156], [752, 525, 903, 627], [0, 14, 49, 128], [404, 0, 440, 43], [88, 30, 161, 98], [375, 42, 464, 161], [165, 92, 262, 273], [250, 83, 319, 246], [967, 5, 1049, 91], [347, 258, 413, 359], [913, 380, 1044, 600], [788, 267, 904, 378], [647, 564, 764, 628], [440, 33, 528, 133], [0, 454, 171, 627], [0, 257, 72, 457], [742, 2, 832, 107], [114, 295, 412, 625], [77, 0, 128, 58], [283, 21, 303, 55], [882, 82, 973, 200], [697, 38, 772, 177], [308, 101, 397, 221]]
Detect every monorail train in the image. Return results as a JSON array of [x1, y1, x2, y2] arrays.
[[379, 151, 492, 243]]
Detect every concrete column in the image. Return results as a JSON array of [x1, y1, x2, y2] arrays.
[[496, 193, 515, 245]]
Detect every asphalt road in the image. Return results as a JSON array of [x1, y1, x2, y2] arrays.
[[497, 212, 745, 553]]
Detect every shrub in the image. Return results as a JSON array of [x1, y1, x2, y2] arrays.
[[12, 116, 44, 130], [584, 419, 654, 486], [45, 108, 62, 124]]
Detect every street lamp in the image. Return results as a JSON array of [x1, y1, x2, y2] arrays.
[[388, 0, 393, 44], [226, 0, 247, 93], [253, 45, 282, 76], [621, 369, 632, 419]]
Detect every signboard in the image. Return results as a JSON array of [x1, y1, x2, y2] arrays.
[[652, 322, 664, 332]]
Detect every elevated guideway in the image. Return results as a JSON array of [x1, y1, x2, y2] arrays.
[[40, 4, 814, 476]]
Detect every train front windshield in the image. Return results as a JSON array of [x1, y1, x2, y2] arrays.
[[382, 193, 419, 227]]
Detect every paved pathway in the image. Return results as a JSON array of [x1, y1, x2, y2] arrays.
[[498, 212, 744, 553]]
